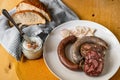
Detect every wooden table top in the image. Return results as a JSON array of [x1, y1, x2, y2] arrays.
[[0, 0, 120, 80]]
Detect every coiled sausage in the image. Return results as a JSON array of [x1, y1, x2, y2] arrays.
[[57, 35, 83, 71]]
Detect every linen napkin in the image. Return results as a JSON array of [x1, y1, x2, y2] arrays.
[[0, 0, 79, 60]]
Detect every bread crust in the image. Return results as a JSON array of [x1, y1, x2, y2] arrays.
[[12, 10, 45, 19], [16, 0, 51, 21], [10, 10, 46, 26]]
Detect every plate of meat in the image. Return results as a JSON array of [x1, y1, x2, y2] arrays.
[[43, 20, 120, 80]]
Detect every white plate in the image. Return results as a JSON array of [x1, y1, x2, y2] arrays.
[[43, 20, 120, 80]]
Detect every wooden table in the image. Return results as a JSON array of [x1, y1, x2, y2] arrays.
[[0, 0, 120, 80]]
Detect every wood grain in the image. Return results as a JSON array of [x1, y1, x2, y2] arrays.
[[0, 0, 120, 80], [63, 0, 120, 41]]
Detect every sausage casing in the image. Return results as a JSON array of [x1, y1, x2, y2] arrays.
[[57, 35, 82, 71], [71, 36, 108, 64]]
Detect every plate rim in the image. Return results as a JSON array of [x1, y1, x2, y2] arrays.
[[43, 20, 120, 80]]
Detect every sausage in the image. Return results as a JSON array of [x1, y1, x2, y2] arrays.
[[71, 36, 108, 64], [84, 51, 104, 76], [80, 43, 105, 57], [57, 35, 82, 71]]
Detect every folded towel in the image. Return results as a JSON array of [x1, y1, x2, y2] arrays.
[[0, 0, 79, 60]]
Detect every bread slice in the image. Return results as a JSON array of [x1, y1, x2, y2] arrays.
[[11, 10, 46, 26], [16, 0, 51, 21]]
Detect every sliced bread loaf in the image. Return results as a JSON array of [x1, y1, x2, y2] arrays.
[[16, 0, 51, 21], [11, 10, 46, 25]]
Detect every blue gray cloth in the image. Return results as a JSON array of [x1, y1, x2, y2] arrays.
[[0, 0, 79, 60]]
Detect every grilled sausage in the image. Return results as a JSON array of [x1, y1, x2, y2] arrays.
[[57, 35, 83, 71], [71, 36, 108, 64]]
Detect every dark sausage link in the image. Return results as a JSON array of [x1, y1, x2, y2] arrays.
[[57, 35, 82, 71]]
